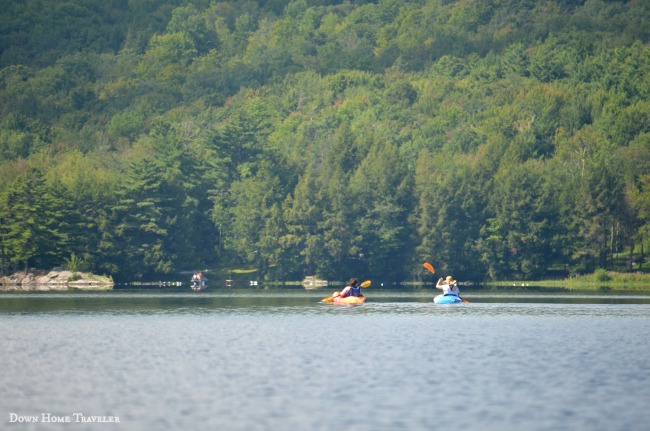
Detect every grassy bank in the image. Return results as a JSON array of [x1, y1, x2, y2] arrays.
[[488, 270, 650, 290]]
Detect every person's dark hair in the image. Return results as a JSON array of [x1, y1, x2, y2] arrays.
[[349, 278, 359, 287]]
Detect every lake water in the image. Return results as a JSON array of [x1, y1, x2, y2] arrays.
[[1, 287, 649, 431]]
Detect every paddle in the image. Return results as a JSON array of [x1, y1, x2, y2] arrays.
[[423, 262, 468, 303], [322, 280, 371, 303]]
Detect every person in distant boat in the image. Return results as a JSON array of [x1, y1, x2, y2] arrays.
[[436, 275, 459, 297], [337, 278, 362, 299]]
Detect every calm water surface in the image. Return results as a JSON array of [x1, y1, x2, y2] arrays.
[[1, 288, 649, 431]]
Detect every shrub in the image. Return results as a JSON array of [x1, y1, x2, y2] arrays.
[[593, 268, 611, 282]]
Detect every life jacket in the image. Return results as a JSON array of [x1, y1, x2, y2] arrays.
[[349, 285, 362, 297]]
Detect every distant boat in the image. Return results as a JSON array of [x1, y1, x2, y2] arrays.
[[191, 276, 207, 291]]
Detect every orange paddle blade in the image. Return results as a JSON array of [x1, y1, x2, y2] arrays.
[[423, 262, 435, 274], [360, 280, 371, 288]]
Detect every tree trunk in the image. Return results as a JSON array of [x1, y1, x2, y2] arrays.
[[628, 239, 634, 272], [610, 222, 615, 265]]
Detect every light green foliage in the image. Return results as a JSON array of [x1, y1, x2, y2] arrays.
[[593, 268, 610, 282]]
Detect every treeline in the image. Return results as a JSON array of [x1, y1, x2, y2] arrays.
[[1, 0, 649, 282]]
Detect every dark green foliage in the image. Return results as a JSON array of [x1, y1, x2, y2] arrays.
[[0, 163, 64, 273], [2, 0, 650, 280]]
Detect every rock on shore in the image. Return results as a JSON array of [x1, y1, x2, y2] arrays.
[[0, 268, 113, 291]]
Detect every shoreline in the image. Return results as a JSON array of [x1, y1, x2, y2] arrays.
[[0, 268, 113, 291], [485, 271, 650, 291]]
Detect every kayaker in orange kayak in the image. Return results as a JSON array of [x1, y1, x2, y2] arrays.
[[332, 278, 363, 300]]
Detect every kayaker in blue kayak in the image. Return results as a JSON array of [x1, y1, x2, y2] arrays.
[[436, 275, 459, 298], [338, 278, 362, 299]]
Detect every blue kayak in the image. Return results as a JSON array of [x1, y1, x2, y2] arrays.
[[434, 294, 463, 304]]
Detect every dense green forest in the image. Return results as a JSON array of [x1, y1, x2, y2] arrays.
[[1, 0, 649, 282]]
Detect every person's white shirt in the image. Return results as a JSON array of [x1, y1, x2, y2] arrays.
[[442, 283, 459, 296]]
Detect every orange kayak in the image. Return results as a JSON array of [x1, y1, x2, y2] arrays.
[[332, 296, 366, 305]]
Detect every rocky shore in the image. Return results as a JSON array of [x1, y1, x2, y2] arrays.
[[0, 268, 114, 291]]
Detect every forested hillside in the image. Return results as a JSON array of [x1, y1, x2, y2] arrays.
[[1, 0, 649, 282]]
